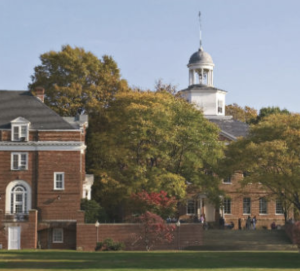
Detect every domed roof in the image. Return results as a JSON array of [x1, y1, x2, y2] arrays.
[[188, 47, 214, 65]]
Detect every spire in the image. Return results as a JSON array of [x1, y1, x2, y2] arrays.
[[198, 11, 202, 49]]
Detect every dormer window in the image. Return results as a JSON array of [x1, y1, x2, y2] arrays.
[[11, 117, 30, 142]]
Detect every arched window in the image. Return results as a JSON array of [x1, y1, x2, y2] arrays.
[[6, 181, 31, 215], [11, 184, 28, 214]]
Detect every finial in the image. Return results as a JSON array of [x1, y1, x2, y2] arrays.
[[198, 11, 202, 49]]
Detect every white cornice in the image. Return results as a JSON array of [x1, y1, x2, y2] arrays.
[[0, 141, 86, 151], [220, 130, 237, 141]]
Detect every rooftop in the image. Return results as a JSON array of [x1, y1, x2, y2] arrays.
[[0, 90, 75, 130]]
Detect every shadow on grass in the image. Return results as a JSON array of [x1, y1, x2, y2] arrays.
[[0, 250, 299, 269]]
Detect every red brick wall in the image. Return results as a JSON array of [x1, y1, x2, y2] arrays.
[[37, 151, 82, 221], [0, 209, 37, 249], [37, 131, 81, 141], [76, 223, 203, 251], [0, 130, 82, 142], [38, 226, 76, 250]]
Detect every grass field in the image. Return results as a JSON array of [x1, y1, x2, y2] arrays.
[[0, 250, 299, 271]]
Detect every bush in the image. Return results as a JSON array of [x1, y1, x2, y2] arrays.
[[95, 238, 125, 251]]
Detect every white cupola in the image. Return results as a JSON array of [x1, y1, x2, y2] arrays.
[[180, 12, 227, 117], [188, 47, 214, 86]]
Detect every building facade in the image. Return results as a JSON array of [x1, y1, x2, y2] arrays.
[[179, 44, 288, 229], [0, 88, 93, 249]]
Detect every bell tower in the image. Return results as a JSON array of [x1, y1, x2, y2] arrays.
[[181, 12, 226, 117]]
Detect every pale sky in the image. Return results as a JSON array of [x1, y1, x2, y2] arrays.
[[1, 0, 300, 112]]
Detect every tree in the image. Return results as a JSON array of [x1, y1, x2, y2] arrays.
[[87, 90, 224, 220], [225, 103, 257, 123], [220, 113, 300, 212], [28, 45, 128, 116], [130, 190, 177, 219], [254, 106, 290, 124], [80, 199, 107, 223], [132, 211, 175, 251]]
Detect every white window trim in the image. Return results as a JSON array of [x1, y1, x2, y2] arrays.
[[222, 176, 232, 184], [259, 198, 268, 215], [11, 153, 28, 170], [11, 124, 30, 142], [243, 197, 251, 215], [275, 199, 284, 215], [52, 228, 63, 243], [223, 198, 231, 214], [186, 200, 196, 215], [54, 172, 65, 190], [5, 180, 32, 214]]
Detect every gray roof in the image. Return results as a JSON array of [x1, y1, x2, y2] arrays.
[[181, 84, 227, 93], [0, 90, 75, 130], [208, 117, 249, 139], [189, 48, 214, 65]]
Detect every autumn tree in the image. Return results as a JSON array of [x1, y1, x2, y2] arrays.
[[130, 190, 177, 219], [87, 90, 223, 220], [28, 45, 128, 116], [132, 211, 175, 251], [225, 103, 257, 123], [220, 113, 300, 213]]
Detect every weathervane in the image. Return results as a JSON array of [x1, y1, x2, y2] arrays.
[[199, 11, 202, 49]]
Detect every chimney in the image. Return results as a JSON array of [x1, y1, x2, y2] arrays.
[[34, 87, 45, 103]]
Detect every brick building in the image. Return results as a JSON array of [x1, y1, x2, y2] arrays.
[[179, 43, 288, 229], [0, 89, 93, 249]]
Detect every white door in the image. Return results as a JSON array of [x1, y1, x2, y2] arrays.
[[204, 201, 216, 222], [8, 227, 20, 250]]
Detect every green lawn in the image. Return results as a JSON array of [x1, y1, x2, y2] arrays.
[[0, 250, 299, 271]]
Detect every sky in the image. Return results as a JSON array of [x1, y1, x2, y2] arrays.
[[1, 0, 300, 112]]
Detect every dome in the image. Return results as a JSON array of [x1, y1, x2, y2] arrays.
[[188, 48, 214, 65]]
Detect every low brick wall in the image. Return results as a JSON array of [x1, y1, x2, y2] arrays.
[[285, 221, 300, 245], [76, 223, 203, 251]]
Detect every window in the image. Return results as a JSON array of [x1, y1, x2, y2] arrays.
[[10, 184, 28, 214], [187, 200, 196, 215], [218, 100, 223, 114], [243, 198, 251, 214], [223, 198, 231, 214], [54, 173, 65, 190], [12, 125, 28, 141], [52, 228, 63, 243], [11, 153, 28, 170], [259, 198, 268, 214], [276, 199, 284, 214], [223, 176, 231, 184]]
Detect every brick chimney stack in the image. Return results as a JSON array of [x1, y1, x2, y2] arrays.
[[34, 87, 45, 103]]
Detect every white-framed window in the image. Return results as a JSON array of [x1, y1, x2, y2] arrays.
[[223, 176, 231, 184], [52, 228, 63, 243], [54, 173, 65, 190], [243, 198, 251, 214], [223, 198, 231, 214], [276, 199, 284, 214], [187, 200, 196, 215], [5, 180, 32, 215], [259, 197, 268, 214], [10, 117, 30, 142], [11, 153, 28, 170]]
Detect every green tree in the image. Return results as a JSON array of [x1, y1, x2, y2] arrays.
[[28, 45, 128, 116], [87, 90, 223, 220], [220, 113, 300, 212], [80, 199, 107, 223], [225, 103, 257, 124], [254, 106, 290, 123]]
